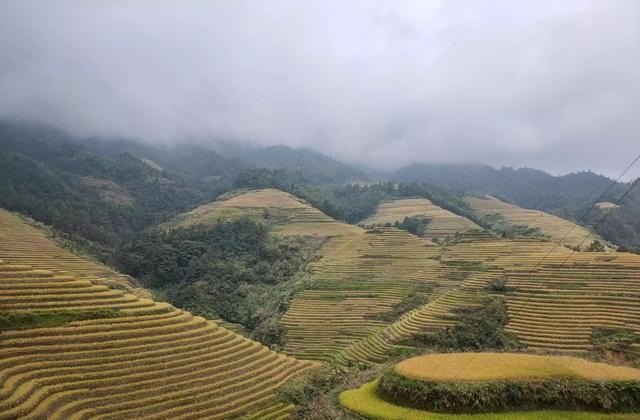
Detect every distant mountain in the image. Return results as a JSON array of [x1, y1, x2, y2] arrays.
[[0, 121, 367, 261], [0, 121, 238, 260], [2, 120, 639, 251], [219, 144, 367, 184], [391, 163, 640, 249], [81, 139, 246, 182]]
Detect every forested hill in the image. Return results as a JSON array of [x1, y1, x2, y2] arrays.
[[0, 121, 366, 262], [0, 122, 225, 260], [217, 143, 367, 184], [391, 163, 640, 250], [2, 120, 639, 253]]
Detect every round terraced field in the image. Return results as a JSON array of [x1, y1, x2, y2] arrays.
[[341, 353, 640, 418], [394, 353, 640, 382], [340, 380, 640, 420]]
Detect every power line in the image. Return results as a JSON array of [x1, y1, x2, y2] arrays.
[[555, 175, 640, 267], [448, 155, 640, 380], [523, 152, 640, 274]]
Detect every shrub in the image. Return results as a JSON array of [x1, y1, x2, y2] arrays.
[[587, 240, 606, 252], [377, 370, 640, 413], [277, 365, 383, 419], [486, 275, 513, 293], [412, 297, 520, 351], [592, 327, 640, 365], [393, 216, 431, 236], [0, 309, 121, 331]]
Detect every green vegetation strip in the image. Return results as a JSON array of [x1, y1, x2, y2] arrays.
[[377, 370, 640, 413], [0, 309, 122, 331], [340, 381, 640, 420]]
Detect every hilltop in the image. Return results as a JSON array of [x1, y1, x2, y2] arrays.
[[342, 353, 640, 418], [167, 188, 361, 237], [360, 197, 481, 240]]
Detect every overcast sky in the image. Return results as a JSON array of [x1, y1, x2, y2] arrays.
[[1, 1, 639, 176]]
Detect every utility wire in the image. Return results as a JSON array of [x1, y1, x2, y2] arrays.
[[524, 152, 640, 272], [448, 154, 640, 380]]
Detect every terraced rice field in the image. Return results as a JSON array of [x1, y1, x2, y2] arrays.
[[333, 233, 510, 365], [169, 188, 362, 237], [0, 209, 316, 419], [281, 227, 448, 362], [467, 195, 600, 249], [335, 258, 500, 365], [360, 198, 480, 240], [334, 232, 640, 364], [443, 236, 640, 353], [503, 254, 640, 353], [0, 210, 150, 299]]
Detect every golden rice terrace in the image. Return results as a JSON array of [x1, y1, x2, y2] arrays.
[[168, 188, 361, 237], [2, 188, 640, 418], [0, 209, 316, 419], [360, 197, 480, 240], [468, 195, 603, 249]]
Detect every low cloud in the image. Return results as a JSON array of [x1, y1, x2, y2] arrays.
[[0, 0, 638, 176]]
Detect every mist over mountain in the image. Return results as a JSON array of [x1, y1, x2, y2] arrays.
[[2, 120, 639, 253], [1, 1, 639, 176]]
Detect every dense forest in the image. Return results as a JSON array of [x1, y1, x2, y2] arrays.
[[116, 218, 319, 347]]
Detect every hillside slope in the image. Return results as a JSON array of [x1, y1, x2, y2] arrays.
[[218, 144, 367, 184], [330, 232, 640, 366], [167, 190, 640, 364], [468, 195, 603, 249], [282, 227, 446, 362], [391, 163, 640, 250], [443, 236, 640, 354], [0, 209, 315, 419], [360, 197, 480, 240]]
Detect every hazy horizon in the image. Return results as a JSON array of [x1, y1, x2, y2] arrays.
[[1, 1, 639, 177], [0, 116, 635, 180]]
